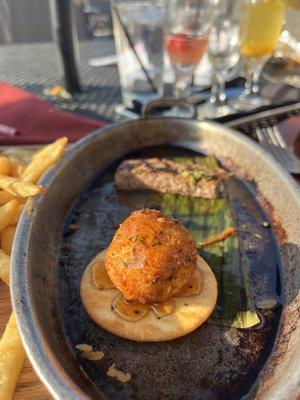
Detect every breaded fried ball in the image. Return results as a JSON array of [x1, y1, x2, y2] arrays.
[[105, 209, 197, 304]]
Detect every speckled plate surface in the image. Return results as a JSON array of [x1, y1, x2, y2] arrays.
[[11, 119, 300, 400]]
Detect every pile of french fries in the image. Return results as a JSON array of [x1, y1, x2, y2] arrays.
[[0, 137, 68, 399]]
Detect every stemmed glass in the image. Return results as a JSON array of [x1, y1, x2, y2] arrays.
[[165, 0, 212, 99], [235, 0, 286, 110], [197, 0, 240, 119]]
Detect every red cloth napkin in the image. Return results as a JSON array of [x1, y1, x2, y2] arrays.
[[0, 82, 105, 145]]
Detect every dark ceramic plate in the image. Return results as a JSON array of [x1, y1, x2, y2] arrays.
[[11, 119, 300, 400]]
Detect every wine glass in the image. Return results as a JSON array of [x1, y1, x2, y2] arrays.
[[235, 0, 286, 111], [197, 1, 240, 119], [165, 0, 213, 99]]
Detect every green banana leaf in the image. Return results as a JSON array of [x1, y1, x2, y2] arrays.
[[152, 192, 260, 328]]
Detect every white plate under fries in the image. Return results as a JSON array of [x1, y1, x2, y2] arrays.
[[10, 119, 300, 400]]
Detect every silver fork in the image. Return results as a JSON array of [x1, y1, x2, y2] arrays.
[[256, 125, 300, 174]]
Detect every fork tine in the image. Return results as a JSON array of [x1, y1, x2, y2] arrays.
[[271, 126, 286, 148], [265, 126, 300, 168], [256, 127, 275, 155], [269, 126, 300, 168], [266, 127, 291, 164], [266, 126, 279, 146], [255, 127, 264, 142], [267, 126, 296, 163], [256, 128, 287, 167], [256, 126, 300, 174]]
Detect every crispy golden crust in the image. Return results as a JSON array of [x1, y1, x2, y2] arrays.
[[104, 209, 197, 304], [81, 251, 217, 342]]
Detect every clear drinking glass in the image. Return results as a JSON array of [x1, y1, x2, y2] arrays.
[[165, 0, 212, 99], [235, 0, 286, 110], [111, 0, 166, 108], [197, 1, 240, 119]]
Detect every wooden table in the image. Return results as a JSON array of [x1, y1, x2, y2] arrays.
[[0, 281, 52, 399]]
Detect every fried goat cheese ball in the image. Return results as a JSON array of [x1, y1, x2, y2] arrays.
[[105, 209, 197, 304]]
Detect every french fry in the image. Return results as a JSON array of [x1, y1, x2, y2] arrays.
[[10, 204, 24, 225], [21, 137, 68, 184], [0, 177, 45, 197], [1, 225, 16, 255], [0, 249, 10, 284], [0, 200, 19, 232], [0, 191, 19, 207], [0, 191, 26, 207], [0, 156, 11, 176], [8, 157, 25, 178], [0, 312, 26, 400], [0, 138, 70, 399]]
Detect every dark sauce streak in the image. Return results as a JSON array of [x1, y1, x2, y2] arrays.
[[225, 178, 284, 309]]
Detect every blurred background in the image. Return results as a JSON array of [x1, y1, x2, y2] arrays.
[[0, 0, 299, 124], [0, 0, 112, 43], [0, 0, 299, 45]]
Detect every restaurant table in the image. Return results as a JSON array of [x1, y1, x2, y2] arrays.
[[0, 37, 124, 124], [0, 37, 299, 124], [0, 37, 299, 400]]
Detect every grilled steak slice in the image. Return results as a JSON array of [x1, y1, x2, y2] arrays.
[[115, 157, 228, 199]]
